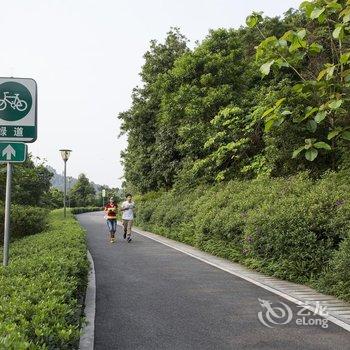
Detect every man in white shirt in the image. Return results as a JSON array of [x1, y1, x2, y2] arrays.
[[121, 193, 136, 242]]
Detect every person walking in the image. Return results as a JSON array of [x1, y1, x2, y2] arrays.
[[104, 197, 118, 243], [121, 193, 135, 243]]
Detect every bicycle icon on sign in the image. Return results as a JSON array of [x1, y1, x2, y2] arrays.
[[0, 92, 28, 112]]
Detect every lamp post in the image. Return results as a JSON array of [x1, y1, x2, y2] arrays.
[[67, 176, 72, 208], [59, 149, 72, 218]]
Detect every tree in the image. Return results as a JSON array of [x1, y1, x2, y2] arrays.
[[118, 28, 189, 193], [120, 4, 350, 192], [69, 174, 96, 207], [247, 0, 350, 167], [40, 188, 64, 209], [0, 154, 53, 206]]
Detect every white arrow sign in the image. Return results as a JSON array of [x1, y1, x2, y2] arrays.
[[2, 145, 16, 160]]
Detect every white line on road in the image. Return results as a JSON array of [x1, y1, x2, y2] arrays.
[[132, 226, 350, 333]]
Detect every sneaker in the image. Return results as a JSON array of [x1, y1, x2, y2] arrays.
[[111, 238, 116, 243], [127, 237, 132, 243], [123, 232, 127, 239]]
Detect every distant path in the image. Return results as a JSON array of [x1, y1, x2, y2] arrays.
[[78, 212, 350, 350]]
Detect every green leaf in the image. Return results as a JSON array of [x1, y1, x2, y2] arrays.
[[292, 83, 304, 93], [262, 107, 274, 118], [246, 15, 258, 28], [305, 148, 318, 161], [327, 2, 342, 11], [278, 39, 288, 47], [342, 131, 350, 140], [333, 25, 344, 40], [326, 65, 336, 80], [340, 52, 350, 64], [317, 68, 328, 81], [300, 1, 315, 17], [328, 129, 342, 140], [275, 59, 290, 68], [305, 106, 318, 119], [314, 142, 331, 150], [309, 43, 323, 54], [264, 119, 274, 132], [281, 30, 294, 42], [306, 120, 317, 133], [292, 146, 305, 159], [297, 29, 307, 39], [289, 38, 306, 52], [260, 60, 275, 76], [275, 98, 286, 108], [310, 7, 326, 20], [315, 111, 327, 123], [329, 99, 343, 109]]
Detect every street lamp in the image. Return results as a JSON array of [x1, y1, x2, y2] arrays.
[[59, 149, 72, 218]]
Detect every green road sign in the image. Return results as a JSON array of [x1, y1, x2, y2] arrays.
[[0, 143, 27, 163], [0, 78, 37, 143]]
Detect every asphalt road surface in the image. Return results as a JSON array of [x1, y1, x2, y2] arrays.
[[78, 212, 350, 350]]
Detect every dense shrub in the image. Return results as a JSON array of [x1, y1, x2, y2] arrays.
[[70, 207, 103, 214], [317, 233, 350, 301], [0, 210, 89, 349], [135, 170, 350, 301], [0, 205, 49, 242]]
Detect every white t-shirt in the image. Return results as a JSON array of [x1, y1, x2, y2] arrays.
[[122, 201, 135, 220]]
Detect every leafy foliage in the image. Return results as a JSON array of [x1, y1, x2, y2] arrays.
[[70, 207, 103, 214], [0, 155, 54, 207], [135, 170, 350, 300], [249, 0, 350, 163], [69, 174, 96, 207], [0, 210, 88, 349], [0, 205, 49, 242], [119, 8, 344, 192]]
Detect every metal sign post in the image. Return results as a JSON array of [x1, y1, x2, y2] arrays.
[[3, 162, 13, 266], [102, 189, 106, 206]]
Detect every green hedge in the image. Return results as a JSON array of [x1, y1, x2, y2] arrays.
[[0, 205, 49, 242], [135, 171, 350, 302], [0, 210, 89, 349], [70, 207, 103, 215]]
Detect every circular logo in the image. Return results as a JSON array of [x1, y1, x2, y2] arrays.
[[0, 82, 32, 121], [258, 298, 293, 328]]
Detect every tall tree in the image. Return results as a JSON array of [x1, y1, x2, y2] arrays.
[[70, 173, 96, 207], [119, 28, 189, 193]]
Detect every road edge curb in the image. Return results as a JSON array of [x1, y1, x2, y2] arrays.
[[79, 250, 96, 350]]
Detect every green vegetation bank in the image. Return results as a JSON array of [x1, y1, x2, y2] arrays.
[[120, 0, 350, 301], [0, 210, 88, 349]]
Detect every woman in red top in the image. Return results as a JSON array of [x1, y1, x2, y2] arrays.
[[104, 197, 118, 243]]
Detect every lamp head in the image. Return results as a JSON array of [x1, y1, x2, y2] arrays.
[[59, 149, 72, 161]]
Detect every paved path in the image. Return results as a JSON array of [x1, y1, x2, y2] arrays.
[[78, 212, 350, 350]]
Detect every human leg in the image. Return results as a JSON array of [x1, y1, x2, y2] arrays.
[[123, 220, 128, 239], [107, 220, 116, 242], [126, 220, 133, 242]]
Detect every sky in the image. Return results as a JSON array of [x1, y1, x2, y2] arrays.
[[0, 0, 303, 188]]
